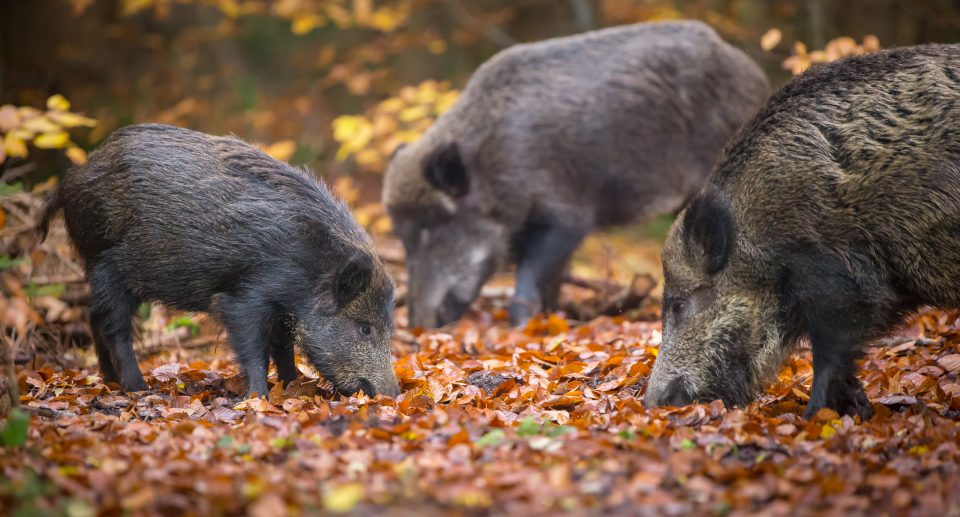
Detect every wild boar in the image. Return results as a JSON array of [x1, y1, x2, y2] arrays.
[[645, 44, 960, 419], [384, 21, 769, 328], [38, 124, 400, 398]]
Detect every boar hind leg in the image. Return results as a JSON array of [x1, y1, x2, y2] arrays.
[[784, 252, 884, 421], [87, 259, 147, 391], [510, 225, 584, 326], [269, 318, 297, 386], [218, 293, 273, 397]]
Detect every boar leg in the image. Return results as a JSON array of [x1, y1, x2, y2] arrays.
[[269, 319, 298, 386], [87, 258, 147, 391], [510, 225, 584, 326], [218, 294, 272, 397], [787, 253, 879, 420]]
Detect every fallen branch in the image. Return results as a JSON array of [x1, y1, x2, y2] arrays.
[[137, 334, 222, 357], [561, 273, 657, 321], [28, 274, 85, 285], [21, 405, 74, 419]]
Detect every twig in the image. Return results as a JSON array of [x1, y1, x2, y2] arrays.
[[561, 273, 656, 321], [21, 406, 73, 419], [28, 274, 86, 285], [1, 335, 18, 415], [0, 162, 36, 184], [442, 0, 517, 48], [137, 335, 222, 357], [568, 0, 595, 31]]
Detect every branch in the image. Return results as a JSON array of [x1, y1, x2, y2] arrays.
[[442, 0, 517, 48], [568, 0, 595, 31]]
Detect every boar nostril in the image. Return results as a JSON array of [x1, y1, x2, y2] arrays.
[[660, 378, 694, 407]]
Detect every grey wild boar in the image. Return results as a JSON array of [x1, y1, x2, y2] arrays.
[[646, 44, 960, 419], [384, 21, 769, 328], [38, 124, 400, 398]]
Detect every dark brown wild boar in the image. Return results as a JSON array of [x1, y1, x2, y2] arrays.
[[38, 124, 400, 398], [383, 21, 769, 328], [646, 44, 960, 419]]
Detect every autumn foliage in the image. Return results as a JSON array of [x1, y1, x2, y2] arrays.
[[3, 1, 960, 515]]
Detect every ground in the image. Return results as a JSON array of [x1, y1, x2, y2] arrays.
[[1, 191, 960, 516]]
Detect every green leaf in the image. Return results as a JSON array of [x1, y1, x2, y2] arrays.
[[0, 182, 23, 197], [0, 409, 29, 447], [166, 316, 200, 336], [617, 428, 637, 440], [547, 425, 575, 438], [137, 303, 151, 321], [679, 439, 696, 451], [24, 282, 65, 299], [216, 436, 234, 448], [517, 417, 541, 437], [0, 255, 27, 271], [475, 429, 505, 447]]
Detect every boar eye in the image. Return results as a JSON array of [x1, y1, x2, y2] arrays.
[[359, 323, 373, 336], [670, 300, 686, 318]]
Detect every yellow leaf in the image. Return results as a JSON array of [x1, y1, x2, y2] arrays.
[[34, 131, 71, 149], [428, 39, 447, 54], [398, 105, 428, 123], [46, 94, 71, 112], [17, 106, 41, 120], [863, 35, 881, 52], [218, 0, 239, 18], [22, 116, 60, 134], [48, 111, 97, 128], [760, 28, 782, 52], [371, 215, 392, 235], [4, 133, 28, 158], [122, 0, 152, 16], [262, 140, 296, 162], [436, 91, 460, 114], [323, 483, 364, 513], [819, 422, 838, 439], [66, 146, 88, 165], [353, 0, 372, 21], [367, 8, 405, 32], [333, 177, 360, 205], [291, 14, 324, 35], [0, 105, 21, 132]]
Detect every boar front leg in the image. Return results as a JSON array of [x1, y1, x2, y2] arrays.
[[786, 252, 881, 420], [87, 258, 147, 392], [218, 293, 273, 398], [509, 225, 584, 326], [269, 318, 298, 386]]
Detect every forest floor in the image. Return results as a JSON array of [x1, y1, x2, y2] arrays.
[[2, 189, 960, 516]]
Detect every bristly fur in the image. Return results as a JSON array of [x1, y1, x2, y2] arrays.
[[40, 124, 400, 398], [649, 44, 960, 419], [383, 21, 770, 328]]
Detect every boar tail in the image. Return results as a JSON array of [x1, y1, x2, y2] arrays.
[[36, 181, 65, 242]]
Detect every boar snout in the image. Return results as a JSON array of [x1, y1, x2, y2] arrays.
[[353, 375, 400, 398], [644, 376, 693, 408]]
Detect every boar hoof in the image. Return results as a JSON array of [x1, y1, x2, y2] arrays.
[[121, 377, 149, 393], [803, 383, 873, 421]]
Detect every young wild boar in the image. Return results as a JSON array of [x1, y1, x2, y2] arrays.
[[383, 21, 769, 328], [645, 44, 960, 419], [38, 124, 400, 398]]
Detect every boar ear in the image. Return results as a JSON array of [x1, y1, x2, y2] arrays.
[[682, 191, 734, 275], [335, 254, 373, 308], [422, 142, 469, 198]]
